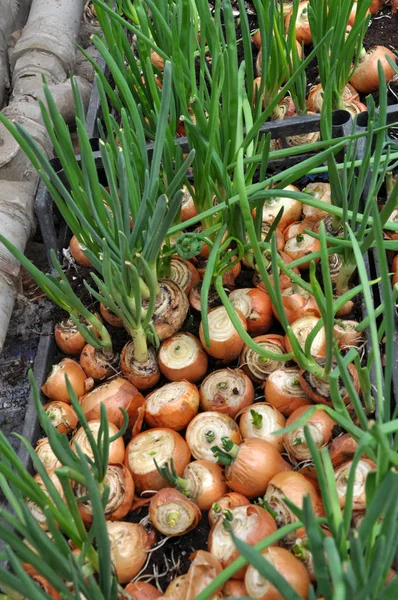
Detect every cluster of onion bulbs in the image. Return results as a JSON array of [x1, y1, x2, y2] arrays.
[[27, 175, 386, 597], [251, 0, 396, 124]]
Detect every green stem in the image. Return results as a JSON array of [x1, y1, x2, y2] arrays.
[[130, 327, 148, 363]]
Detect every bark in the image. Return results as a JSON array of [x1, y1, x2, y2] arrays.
[[0, 0, 87, 350]]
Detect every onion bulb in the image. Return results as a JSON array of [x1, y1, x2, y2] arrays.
[[158, 333, 208, 383], [290, 526, 331, 581], [264, 367, 311, 416], [285, 1, 312, 45], [34, 438, 60, 471], [125, 428, 191, 494], [209, 492, 250, 527], [276, 285, 320, 324], [334, 458, 376, 510], [229, 288, 273, 335], [209, 505, 277, 579], [285, 317, 327, 360], [41, 358, 93, 403], [264, 472, 323, 540], [284, 233, 321, 269], [181, 185, 198, 222], [302, 182, 332, 221], [245, 546, 310, 600], [199, 368, 255, 419], [75, 464, 134, 524], [169, 257, 201, 295], [120, 342, 160, 391], [107, 521, 151, 584], [344, 99, 368, 116], [186, 411, 241, 462], [80, 344, 119, 381], [178, 551, 223, 600], [43, 401, 78, 434], [223, 581, 249, 598], [69, 235, 91, 267], [54, 318, 86, 356], [199, 306, 247, 361], [180, 460, 227, 510], [151, 280, 189, 341], [237, 403, 286, 452], [80, 377, 145, 429], [334, 320, 364, 349], [214, 437, 292, 498], [283, 405, 335, 461], [124, 582, 162, 599], [144, 380, 200, 430], [283, 219, 315, 241], [299, 362, 360, 405], [240, 334, 286, 384], [149, 488, 201, 536], [329, 433, 358, 467], [99, 303, 124, 328], [261, 186, 302, 231], [27, 471, 64, 530], [306, 83, 358, 113], [70, 420, 125, 464], [350, 46, 396, 93]]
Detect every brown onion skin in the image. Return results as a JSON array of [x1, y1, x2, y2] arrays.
[[181, 197, 198, 223], [54, 321, 86, 356], [125, 428, 191, 494], [199, 368, 255, 419], [41, 358, 92, 403], [153, 280, 189, 341], [70, 420, 125, 464], [78, 464, 134, 525], [158, 333, 208, 383], [283, 405, 335, 460], [225, 438, 292, 498], [120, 341, 161, 391], [144, 381, 200, 430], [107, 521, 151, 584], [124, 581, 162, 599], [350, 46, 396, 93], [100, 303, 124, 328], [245, 546, 310, 600], [79, 344, 117, 381], [285, 1, 312, 45], [275, 288, 320, 324], [306, 83, 358, 113], [239, 334, 286, 385], [329, 434, 358, 467], [254, 251, 300, 292], [199, 307, 247, 361], [170, 257, 201, 294], [208, 505, 277, 579], [22, 566, 61, 600], [335, 458, 376, 510], [184, 550, 223, 600], [208, 492, 250, 527], [69, 235, 91, 267], [43, 401, 78, 434], [183, 460, 228, 510], [299, 363, 360, 405], [80, 377, 145, 429], [223, 580, 249, 598], [231, 288, 273, 335], [283, 234, 321, 270], [267, 471, 324, 517], [264, 368, 311, 417], [149, 488, 202, 536]]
